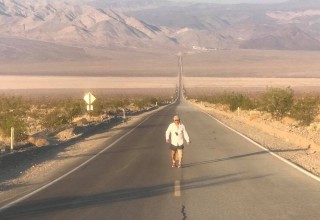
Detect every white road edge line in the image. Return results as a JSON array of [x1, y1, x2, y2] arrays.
[[0, 104, 173, 212], [198, 107, 320, 183], [174, 180, 181, 197]]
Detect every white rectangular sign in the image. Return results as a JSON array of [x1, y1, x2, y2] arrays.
[[87, 105, 93, 111]]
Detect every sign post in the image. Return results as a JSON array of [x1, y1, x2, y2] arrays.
[[84, 92, 96, 112], [84, 92, 96, 121], [122, 109, 126, 119], [11, 127, 14, 152]]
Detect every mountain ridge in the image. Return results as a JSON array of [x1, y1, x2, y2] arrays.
[[0, 0, 178, 49], [1, 0, 320, 63]]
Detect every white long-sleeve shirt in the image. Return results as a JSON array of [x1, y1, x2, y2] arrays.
[[166, 123, 190, 146]]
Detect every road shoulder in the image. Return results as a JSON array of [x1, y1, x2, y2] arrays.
[[187, 99, 320, 177]]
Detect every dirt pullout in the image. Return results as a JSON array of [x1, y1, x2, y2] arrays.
[[188, 100, 320, 177], [0, 105, 166, 206]]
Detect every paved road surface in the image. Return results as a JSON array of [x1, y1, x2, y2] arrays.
[[0, 96, 320, 220], [0, 56, 319, 219]]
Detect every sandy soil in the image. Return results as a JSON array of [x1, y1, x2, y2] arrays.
[[184, 77, 320, 95], [0, 76, 178, 90], [183, 49, 320, 77], [0, 105, 167, 206], [0, 49, 179, 77], [188, 100, 320, 177]]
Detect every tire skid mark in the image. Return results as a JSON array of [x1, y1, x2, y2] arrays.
[[181, 205, 187, 220]]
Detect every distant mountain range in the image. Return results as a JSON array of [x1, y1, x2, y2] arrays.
[[125, 0, 320, 50], [1, 0, 320, 61], [0, 0, 177, 49]]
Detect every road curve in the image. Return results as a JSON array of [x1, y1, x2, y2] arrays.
[[0, 97, 320, 220]]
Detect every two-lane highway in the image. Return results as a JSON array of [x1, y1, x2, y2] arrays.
[[1, 57, 320, 219], [1, 96, 320, 219]]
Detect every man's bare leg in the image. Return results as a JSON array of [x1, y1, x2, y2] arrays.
[[171, 150, 176, 167], [177, 150, 183, 168]]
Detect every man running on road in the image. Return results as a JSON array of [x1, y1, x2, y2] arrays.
[[166, 115, 190, 168]]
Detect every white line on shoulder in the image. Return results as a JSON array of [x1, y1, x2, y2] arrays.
[[199, 107, 320, 183], [0, 105, 172, 212]]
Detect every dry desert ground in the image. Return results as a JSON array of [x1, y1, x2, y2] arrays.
[[0, 49, 180, 97], [183, 49, 320, 78], [0, 76, 178, 90], [184, 77, 320, 96], [2, 49, 320, 96], [0, 48, 180, 77], [181, 49, 320, 95]]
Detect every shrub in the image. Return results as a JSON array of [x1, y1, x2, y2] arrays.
[[92, 100, 105, 116], [65, 100, 84, 121], [0, 94, 173, 139], [225, 92, 256, 111], [259, 87, 294, 119], [132, 99, 149, 110], [109, 98, 130, 110], [0, 112, 27, 141], [195, 92, 256, 112], [290, 97, 319, 125], [148, 97, 158, 105], [0, 96, 29, 141], [41, 109, 69, 129]]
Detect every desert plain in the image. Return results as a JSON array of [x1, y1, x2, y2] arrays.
[[2, 49, 320, 96]]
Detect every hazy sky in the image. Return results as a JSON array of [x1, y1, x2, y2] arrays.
[[169, 0, 288, 4]]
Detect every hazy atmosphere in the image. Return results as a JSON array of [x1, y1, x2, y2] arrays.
[[1, 0, 320, 219]]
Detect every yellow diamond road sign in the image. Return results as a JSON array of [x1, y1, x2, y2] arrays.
[[84, 92, 96, 105]]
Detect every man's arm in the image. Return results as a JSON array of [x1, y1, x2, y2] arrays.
[[183, 125, 190, 144], [165, 124, 171, 143]]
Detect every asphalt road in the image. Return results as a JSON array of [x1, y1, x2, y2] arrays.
[[0, 96, 320, 220]]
